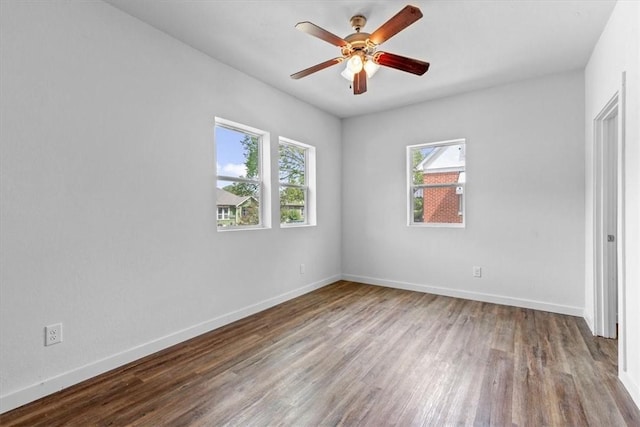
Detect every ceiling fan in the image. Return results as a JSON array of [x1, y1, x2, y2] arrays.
[[290, 5, 430, 95]]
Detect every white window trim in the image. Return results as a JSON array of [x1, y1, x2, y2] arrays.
[[215, 117, 271, 231], [407, 138, 466, 228], [279, 137, 316, 227]]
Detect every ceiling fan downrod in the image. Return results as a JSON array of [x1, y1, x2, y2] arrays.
[[350, 15, 366, 32]]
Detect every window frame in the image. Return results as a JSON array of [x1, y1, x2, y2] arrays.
[[407, 138, 466, 228], [215, 117, 271, 231], [278, 137, 316, 228]]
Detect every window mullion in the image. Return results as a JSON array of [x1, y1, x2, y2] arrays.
[[217, 175, 260, 184], [280, 183, 306, 190], [414, 183, 464, 189]]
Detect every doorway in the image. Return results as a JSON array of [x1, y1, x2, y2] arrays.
[[593, 92, 623, 340]]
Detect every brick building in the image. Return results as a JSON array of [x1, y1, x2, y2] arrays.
[[417, 144, 466, 224]]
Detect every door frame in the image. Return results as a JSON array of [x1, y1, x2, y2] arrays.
[[593, 92, 624, 338], [592, 75, 626, 352]]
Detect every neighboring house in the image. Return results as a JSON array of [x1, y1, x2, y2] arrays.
[[281, 200, 305, 223], [416, 144, 466, 223], [216, 188, 258, 227]]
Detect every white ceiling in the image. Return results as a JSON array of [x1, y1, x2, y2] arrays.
[[104, 0, 615, 118]]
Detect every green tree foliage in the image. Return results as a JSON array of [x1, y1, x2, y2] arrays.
[[224, 135, 259, 198], [279, 144, 305, 185], [412, 148, 426, 222], [281, 208, 302, 223], [242, 134, 259, 179], [238, 200, 259, 225]]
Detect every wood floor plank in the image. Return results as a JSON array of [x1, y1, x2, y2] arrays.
[[474, 348, 514, 426], [1, 281, 638, 426], [549, 370, 589, 426]]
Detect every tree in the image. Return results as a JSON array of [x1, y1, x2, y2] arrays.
[[279, 144, 305, 185], [224, 135, 259, 198], [279, 144, 306, 223], [281, 208, 302, 223], [412, 149, 426, 222], [238, 199, 259, 225], [241, 134, 259, 179]]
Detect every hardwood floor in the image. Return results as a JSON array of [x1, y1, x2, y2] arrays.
[[2, 281, 639, 426]]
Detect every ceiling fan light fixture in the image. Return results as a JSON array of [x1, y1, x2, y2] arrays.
[[341, 66, 355, 81], [342, 57, 379, 81], [346, 54, 363, 73], [364, 59, 380, 78]]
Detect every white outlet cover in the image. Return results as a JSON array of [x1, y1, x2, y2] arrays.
[[45, 323, 62, 346], [473, 267, 482, 278]]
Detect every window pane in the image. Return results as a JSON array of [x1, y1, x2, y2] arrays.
[[421, 186, 463, 224], [215, 126, 260, 179], [411, 146, 434, 185], [280, 186, 306, 224], [217, 207, 230, 220], [413, 188, 424, 223], [279, 139, 313, 227], [412, 144, 465, 185], [216, 179, 260, 227], [279, 144, 305, 185]]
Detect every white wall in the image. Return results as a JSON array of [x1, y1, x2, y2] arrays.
[[0, 1, 342, 412], [342, 71, 586, 315], [585, 0, 640, 407]]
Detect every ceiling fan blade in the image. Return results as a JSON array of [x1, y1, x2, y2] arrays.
[[368, 5, 423, 46], [353, 68, 367, 95], [374, 51, 430, 75], [295, 22, 349, 47], [290, 57, 344, 80]]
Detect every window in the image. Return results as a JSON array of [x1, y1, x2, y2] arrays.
[[408, 139, 466, 227], [215, 117, 270, 230], [217, 207, 229, 220], [279, 137, 316, 226]]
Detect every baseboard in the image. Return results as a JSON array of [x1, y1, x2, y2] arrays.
[[0, 275, 340, 414], [583, 311, 595, 333], [620, 371, 640, 410], [342, 274, 584, 317]]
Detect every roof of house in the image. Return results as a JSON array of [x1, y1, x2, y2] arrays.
[[417, 144, 465, 173], [216, 188, 253, 207]]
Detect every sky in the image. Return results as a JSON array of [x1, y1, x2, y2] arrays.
[[215, 126, 248, 187]]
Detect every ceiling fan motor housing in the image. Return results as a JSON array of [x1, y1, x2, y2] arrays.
[[343, 31, 375, 58], [350, 15, 367, 32]]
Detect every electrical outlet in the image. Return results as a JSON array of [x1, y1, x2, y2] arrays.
[[300, 264, 305, 274], [45, 323, 62, 346], [473, 266, 482, 278]]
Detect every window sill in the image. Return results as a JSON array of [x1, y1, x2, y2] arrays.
[[280, 223, 316, 229], [408, 222, 465, 228], [217, 225, 271, 232]]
